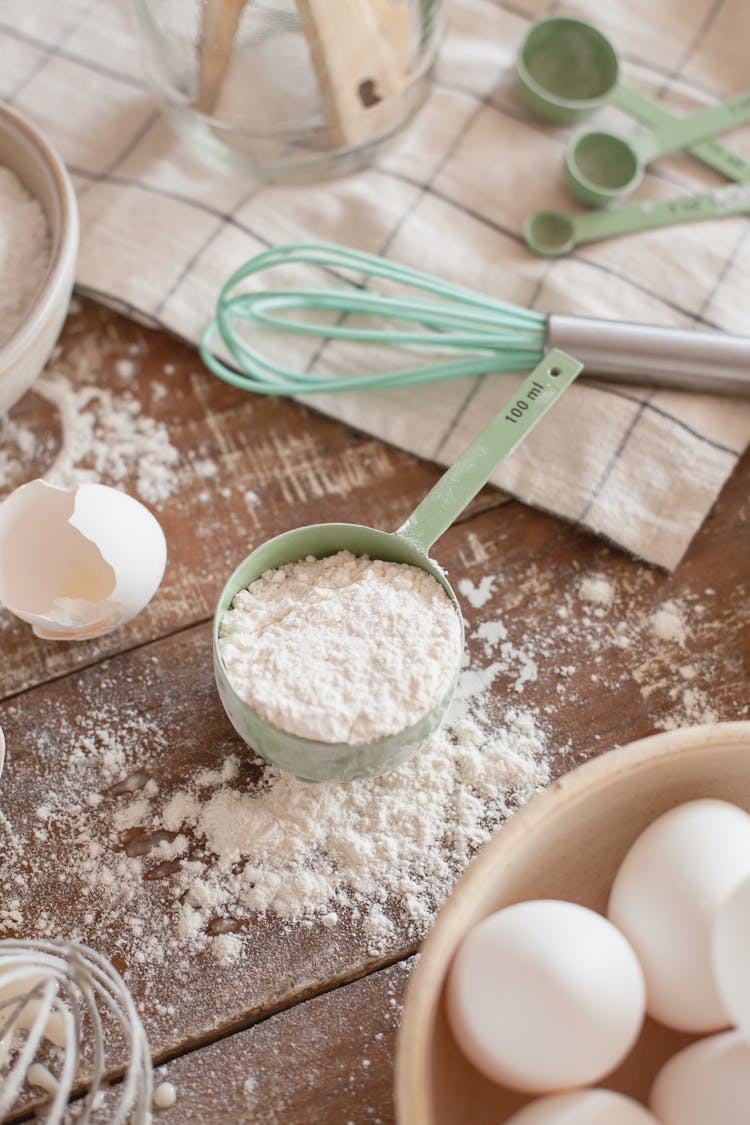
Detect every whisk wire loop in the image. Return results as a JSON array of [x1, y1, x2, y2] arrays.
[[201, 241, 546, 395], [201, 240, 750, 398], [0, 938, 153, 1124], [238, 292, 536, 345], [0, 978, 59, 1117]]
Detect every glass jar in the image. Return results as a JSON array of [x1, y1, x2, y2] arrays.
[[130, 0, 443, 180]]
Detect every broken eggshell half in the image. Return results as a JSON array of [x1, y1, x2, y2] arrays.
[[0, 479, 167, 640]]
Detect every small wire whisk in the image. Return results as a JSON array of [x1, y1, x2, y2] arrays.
[[201, 241, 546, 395], [200, 241, 750, 397], [0, 938, 152, 1124]]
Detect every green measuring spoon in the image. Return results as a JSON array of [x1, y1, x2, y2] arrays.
[[525, 183, 750, 257], [566, 89, 750, 207], [213, 349, 582, 783], [516, 15, 750, 184]]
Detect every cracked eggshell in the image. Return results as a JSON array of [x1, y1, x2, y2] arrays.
[[0, 479, 166, 640]]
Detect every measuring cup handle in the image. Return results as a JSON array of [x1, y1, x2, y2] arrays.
[[397, 350, 583, 554]]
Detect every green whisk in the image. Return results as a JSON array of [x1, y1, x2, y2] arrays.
[[200, 242, 750, 397]]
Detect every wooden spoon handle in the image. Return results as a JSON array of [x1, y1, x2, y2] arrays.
[[296, 0, 411, 145], [195, 0, 248, 114]]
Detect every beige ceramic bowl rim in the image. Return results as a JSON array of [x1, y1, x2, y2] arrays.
[[0, 100, 79, 364], [394, 720, 750, 1124]]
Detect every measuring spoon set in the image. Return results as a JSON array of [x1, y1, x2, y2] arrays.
[[516, 16, 750, 255]]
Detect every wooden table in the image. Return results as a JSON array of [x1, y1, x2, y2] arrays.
[[1, 298, 748, 1123]]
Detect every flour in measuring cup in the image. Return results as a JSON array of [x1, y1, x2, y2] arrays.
[[219, 550, 463, 744]]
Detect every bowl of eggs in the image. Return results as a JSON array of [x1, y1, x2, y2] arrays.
[[395, 721, 750, 1124]]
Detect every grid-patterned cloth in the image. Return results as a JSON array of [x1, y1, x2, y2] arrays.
[[2, 0, 750, 570]]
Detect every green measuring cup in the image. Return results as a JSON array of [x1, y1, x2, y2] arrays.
[[516, 15, 750, 183], [213, 350, 582, 783], [525, 182, 750, 256], [566, 89, 750, 207]]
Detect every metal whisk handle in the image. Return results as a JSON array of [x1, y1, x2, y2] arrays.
[[548, 314, 750, 397]]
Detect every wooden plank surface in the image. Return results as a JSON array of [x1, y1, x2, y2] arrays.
[[151, 957, 414, 1124], [0, 299, 748, 1122], [70, 958, 415, 1124]]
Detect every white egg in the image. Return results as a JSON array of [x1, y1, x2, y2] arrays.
[[650, 1030, 750, 1125], [0, 479, 166, 640], [713, 873, 750, 1039], [445, 899, 645, 1094], [507, 1089, 659, 1124], [608, 799, 750, 1033]]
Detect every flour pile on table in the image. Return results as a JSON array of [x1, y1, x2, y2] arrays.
[[0, 574, 740, 995], [0, 314, 184, 503], [0, 371, 180, 503], [0, 637, 552, 970], [33, 375, 180, 505]]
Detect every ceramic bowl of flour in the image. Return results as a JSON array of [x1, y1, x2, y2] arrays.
[[395, 721, 750, 1124], [0, 101, 78, 415], [213, 523, 464, 784]]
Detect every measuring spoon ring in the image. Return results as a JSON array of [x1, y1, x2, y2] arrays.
[[566, 89, 750, 207], [516, 16, 750, 185], [524, 183, 750, 257]]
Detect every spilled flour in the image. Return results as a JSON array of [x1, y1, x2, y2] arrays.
[[0, 623, 552, 974], [0, 316, 188, 505], [579, 574, 614, 607], [0, 370, 180, 504], [0, 550, 744, 1078], [650, 600, 688, 647], [33, 375, 179, 505]]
